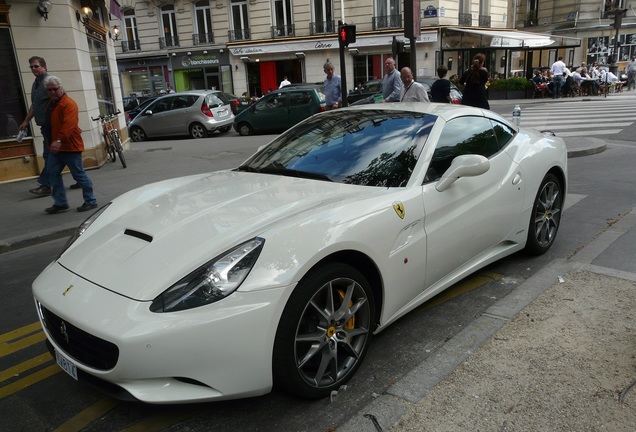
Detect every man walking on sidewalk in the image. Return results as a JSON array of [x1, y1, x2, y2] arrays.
[[551, 56, 566, 99], [19, 56, 52, 197], [43, 75, 97, 214]]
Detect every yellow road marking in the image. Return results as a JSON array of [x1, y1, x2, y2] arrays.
[[0, 322, 42, 343], [0, 364, 60, 400], [0, 352, 53, 383], [53, 398, 119, 432], [419, 271, 503, 312]]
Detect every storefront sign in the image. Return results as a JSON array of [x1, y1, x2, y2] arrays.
[[180, 56, 220, 67], [229, 32, 437, 56]]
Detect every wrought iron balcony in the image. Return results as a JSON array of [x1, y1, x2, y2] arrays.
[[121, 39, 141, 52], [459, 13, 472, 26], [159, 36, 179, 49], [193, 32, 214, 45], [229, 28, 251, 42], [373, 14, 402, 30], [271, 24, 295, 38], [479, 15, 491, 28], [310, 20, 335, 35]]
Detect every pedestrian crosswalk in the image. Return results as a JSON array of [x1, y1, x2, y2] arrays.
[[513, 93, 636, 137]]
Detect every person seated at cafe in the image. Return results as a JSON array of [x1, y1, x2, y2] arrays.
[[532, 69, 549, 92], [561, 68, 575, 97], [578, 68, 599, 95]]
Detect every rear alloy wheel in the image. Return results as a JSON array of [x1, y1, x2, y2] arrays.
[[237, 122, 253, 136], [129, 126, 146, 142], [189, 123, 208, 139], [273, 263, 374, 399], [525, 173, 563, 255]]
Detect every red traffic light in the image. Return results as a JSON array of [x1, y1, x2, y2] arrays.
[[338, 24, 356, 47]]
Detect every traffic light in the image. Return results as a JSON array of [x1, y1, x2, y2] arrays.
[[338, 24, 356, 47], [391, 37, 405, 57]]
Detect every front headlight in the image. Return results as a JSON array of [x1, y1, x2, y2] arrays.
[[56, 203, 111, 260], [150, 237, 265, 312]]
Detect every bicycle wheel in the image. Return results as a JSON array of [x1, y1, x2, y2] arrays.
[[104, 133, 117, 163], [110, 130, 127, 168]]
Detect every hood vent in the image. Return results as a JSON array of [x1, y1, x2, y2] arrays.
[[124, 229, 153, 243]]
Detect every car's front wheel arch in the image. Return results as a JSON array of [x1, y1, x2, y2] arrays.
[[524, 170, 565, 255], [272, 255, 381, 399]]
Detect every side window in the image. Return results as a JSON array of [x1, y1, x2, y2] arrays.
[[256, 93, 286, 111], [425, 116, 499, 183], [150, 98, 172, 113], [289, 91, 312, 107], [172, 95, 193, 109], [490, 119, 515, 150]]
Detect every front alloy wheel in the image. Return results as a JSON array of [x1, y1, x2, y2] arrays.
[[525, 173, 563, 255], [273, 263, 374, 399]]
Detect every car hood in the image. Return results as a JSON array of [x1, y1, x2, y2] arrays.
[[58, 171, 378, 301]]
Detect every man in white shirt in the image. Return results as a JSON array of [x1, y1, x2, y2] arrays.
[[279, 76, 291, 88], [626, 56, 636, 91], [399, 67, 429, 102], [550, 56, 566, 99]]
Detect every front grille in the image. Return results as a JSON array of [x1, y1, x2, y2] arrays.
[[40, 305, 119, 370]]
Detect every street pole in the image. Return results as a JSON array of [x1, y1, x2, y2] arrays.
[[609, 9, 626, 76], [338, 21, 349, 107]]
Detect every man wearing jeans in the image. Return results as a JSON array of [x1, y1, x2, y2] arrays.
[[43, 75, 97, 214], [19, 56, 51, 196], [550, 56, 566, 99]]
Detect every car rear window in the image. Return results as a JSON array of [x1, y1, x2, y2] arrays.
[[206, 94, 225, 107]]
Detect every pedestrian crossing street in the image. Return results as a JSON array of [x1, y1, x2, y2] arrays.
[[515, 92, 636, 137]]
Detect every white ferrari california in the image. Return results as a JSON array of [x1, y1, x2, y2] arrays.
[[33, 103, 566, 403]]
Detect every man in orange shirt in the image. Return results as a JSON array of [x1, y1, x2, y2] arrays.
[[43, 75, 97, 214]]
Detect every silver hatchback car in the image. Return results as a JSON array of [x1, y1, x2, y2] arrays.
[[128, 90, 234, 141]]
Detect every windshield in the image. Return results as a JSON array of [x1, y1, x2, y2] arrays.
[[238, 110, 435, 187]]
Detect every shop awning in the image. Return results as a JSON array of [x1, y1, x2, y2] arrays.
[[450, 28, 555, 48]]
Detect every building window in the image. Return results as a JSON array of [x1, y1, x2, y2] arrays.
[[375, 0, 401, 29], [122, 8, 140, 52], [0, 28, 27, 140], [230, 0, 250, 41], [87, 37, 117, 117], [194, 1, 214, 45], [160, 5, 179, 48], [273, 0, 293, 36], [311, 0, 334, 34]]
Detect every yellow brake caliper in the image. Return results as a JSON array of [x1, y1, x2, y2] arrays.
[[338, 289, 355, 330]]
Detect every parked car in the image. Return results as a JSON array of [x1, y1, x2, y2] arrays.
[[125, 96, 159, 123], [211, 91, 250, 115], [233, 85, 326, 136], [33, 103, 566, 403], [349, 77, 463, 105], [346, 79, 383, 104], [128, 90, 234, 141]]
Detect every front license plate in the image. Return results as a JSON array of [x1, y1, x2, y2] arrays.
[[55, 350, 78, 380]]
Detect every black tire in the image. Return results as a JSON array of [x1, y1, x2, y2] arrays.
[[189, 123, 208, 139], [525, 173, 563, 255], [104, 134, 116, 162], [273, 263, 375, 399], [237, 122, 253, 136], [130, 126, 146, 142], [110, 131, 127, 168]]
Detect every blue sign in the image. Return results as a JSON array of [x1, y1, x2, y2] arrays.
[[424, 5, 437, 18]]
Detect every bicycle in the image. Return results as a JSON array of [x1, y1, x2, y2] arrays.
[[91, 110, 127, 168]]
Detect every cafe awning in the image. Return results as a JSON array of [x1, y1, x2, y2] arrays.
[[451, 28, 555, 48]]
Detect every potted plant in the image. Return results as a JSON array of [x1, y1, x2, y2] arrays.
[[487, 77, 534, 100]]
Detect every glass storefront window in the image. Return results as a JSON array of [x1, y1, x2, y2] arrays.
[[88, 37, 117, 116], [0, 28, 28, 140]]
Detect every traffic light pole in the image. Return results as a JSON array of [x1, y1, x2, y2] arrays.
[[340, 38, 348, 107]]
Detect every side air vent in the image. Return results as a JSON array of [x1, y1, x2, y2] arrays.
[[124, 229, 153, 243]]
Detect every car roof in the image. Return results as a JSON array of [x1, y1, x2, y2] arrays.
[[344, 102, 505, 123]]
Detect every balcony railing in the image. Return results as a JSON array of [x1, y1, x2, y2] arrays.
[[479, 15, 491, 27], [193, 32, 214, 45], [121, 40, 141, 52], [310, 20, 335, 35], [373, 14, 402, 30], [459, 13, 472, 26], [271, 24, 295, 38], [159, 36, 179, 49], [229, 28, 251, 42]]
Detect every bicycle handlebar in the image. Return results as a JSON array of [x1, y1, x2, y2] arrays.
[[91, 110, 122, 122]]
